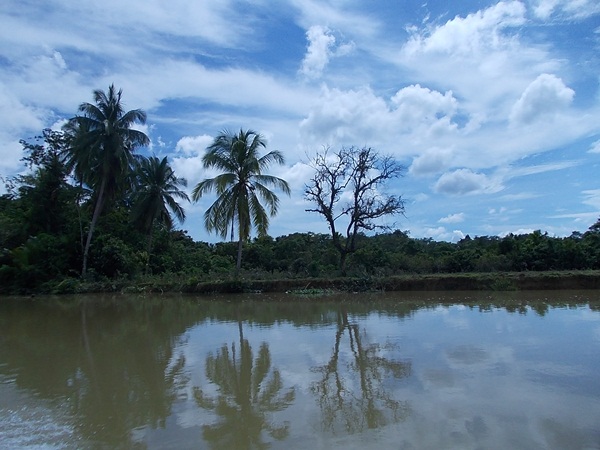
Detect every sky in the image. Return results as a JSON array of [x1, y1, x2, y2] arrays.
[[1, 0, 600, 243]]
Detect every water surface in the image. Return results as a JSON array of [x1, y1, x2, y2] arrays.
[[1, 291, 599, 449]]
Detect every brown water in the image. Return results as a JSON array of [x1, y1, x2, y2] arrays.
[[1, 291, 599, 449]]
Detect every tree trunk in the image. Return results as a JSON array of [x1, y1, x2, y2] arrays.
[[339, 251, 348, 277], [145, 227, 154, 276], [236, 237, 243, 276], [82, 178, 106, 277]]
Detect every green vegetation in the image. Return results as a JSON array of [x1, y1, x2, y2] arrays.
[[2, 85, 600, 295], [305, 146, 405, 274], [191, 129, 290, 274], [67, 84, 150, 276]]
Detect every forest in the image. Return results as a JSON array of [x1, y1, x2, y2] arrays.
[[2, 86, 600, 295]]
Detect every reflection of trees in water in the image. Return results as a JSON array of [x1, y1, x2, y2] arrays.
[[194, 321, 295, 449], [311, 309, 411, 434], [0, 296, 198, 448], [70, 298, 190, 446]]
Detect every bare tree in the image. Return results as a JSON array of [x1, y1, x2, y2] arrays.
[[304, 146, 405, 275]]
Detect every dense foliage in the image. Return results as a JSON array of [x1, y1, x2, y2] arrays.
[[305, 146, 405, 274], [192, 129, 290, 273], [2, 132, 600, 295], [2, 88, 600, 294]]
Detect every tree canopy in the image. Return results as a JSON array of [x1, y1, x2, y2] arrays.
[[67, 84, 150, 276], [305, 146, 405, 274], [192, 129, 290, 273]]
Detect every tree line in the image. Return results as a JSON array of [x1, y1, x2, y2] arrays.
[[1, 85, 600, 294]]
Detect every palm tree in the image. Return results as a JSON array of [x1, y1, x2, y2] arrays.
[[67, 84, 150, 276], [194, 322, 295, 448], [191, 129, 290, 273], [130, 155, 189, 273]]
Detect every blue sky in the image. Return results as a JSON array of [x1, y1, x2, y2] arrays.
[[1, 0, 599, 243]]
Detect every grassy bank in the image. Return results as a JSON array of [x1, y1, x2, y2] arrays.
[[37, 270, 600, 296]]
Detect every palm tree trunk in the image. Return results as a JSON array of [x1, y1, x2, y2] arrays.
[[76, 180, 85, 254], [82, 177, 106, 277], [236, 238, 243, 276], [145, 226, 154, 276]]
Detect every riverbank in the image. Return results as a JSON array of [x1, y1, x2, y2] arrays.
[[39, 270, 600, 296]]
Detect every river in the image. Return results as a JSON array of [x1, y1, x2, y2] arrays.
[[1, 290, 599, 449]]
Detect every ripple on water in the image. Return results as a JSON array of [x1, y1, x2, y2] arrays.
[[0, 382, 82, 449]]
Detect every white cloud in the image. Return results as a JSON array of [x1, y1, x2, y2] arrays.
[[391, 85, 458, 133], [581, 189, 600, 209], [434, 169, 501, 195], [276, 161, 314, 192], [291, 0, 381, 40], [300, 25, 336, 79], [588, 140, 600, 153], [170, 135, 219, 187], [0, 82, 46, 133], [392, 0, 562, 132], [531, 0, 600, 20], [403, 1, 526, 57], [499, 228, 535, 237], [175, 135, 213, 156], [424, 226, 465, 241], [170, 155, 205, 189], [299, 83, 460, 152], [506, 160, 580, 178], [1, 0, 599, 241], [499, 192, 540, 201], [299, 85, 389, 145], [439, 213, 465, 224], [299, 24, 356, 80], [0, 140, 25, 180], [410, 147, 454, 176], [509, 74, 574, 125]]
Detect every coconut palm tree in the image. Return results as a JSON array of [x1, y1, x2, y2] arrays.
[[67, 84, 149, 276], [191, 129, 290, 274], [194, 322, 295, 448], [130, 155, 189, 273]]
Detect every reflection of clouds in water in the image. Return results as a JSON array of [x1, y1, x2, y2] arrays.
[[421, 367, 455, 389], [573, 307, 600, 322], [444, 344, 514, 371], [392, 372, 600, 450], [143, 303, 600, 449], [443, 314, 470, 330], [446, 345, 488, 364], [525, 361, 590, 378]]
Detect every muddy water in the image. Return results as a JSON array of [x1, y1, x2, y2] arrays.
[[1, 291, 599, 449]]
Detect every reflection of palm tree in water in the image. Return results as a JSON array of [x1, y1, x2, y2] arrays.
[[312, 309, 411, 434], [194, 320, 295, 449]]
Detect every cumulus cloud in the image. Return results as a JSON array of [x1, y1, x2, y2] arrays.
[[434, 169, 500, 195], [175, 135, 213, 156], [0, 83, 46, 133], [169, 135, 215, 185], [299, 84, 459, 150], [410, 147, 454, 176], [391, 84, 458, 132], [403, 1, 526, 57], [299, 86, 389, 145], [300, 25, 354, 79], [171, 154, 206, 189], [424, 226, 465, 241], [300, 26, 336, 79], [509, 74, 574, 125], [439, 213, 465, 224]]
